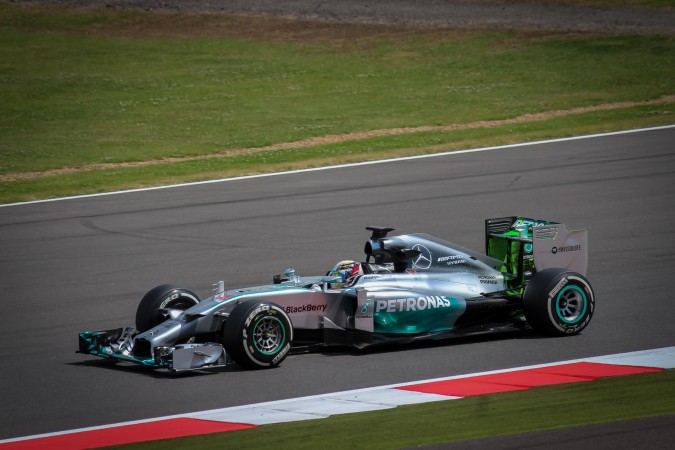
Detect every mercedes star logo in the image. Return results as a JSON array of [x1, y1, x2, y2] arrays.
[[412, 244, 432, 269]]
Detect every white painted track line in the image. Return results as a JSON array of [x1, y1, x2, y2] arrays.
[[2, 125, 674, 208], [587, 346, 675, 369], [184, 345, 675, 425], [1, 345, 672, 446]]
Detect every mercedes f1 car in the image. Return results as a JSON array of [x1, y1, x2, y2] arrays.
[[78, 217, 594, 371]]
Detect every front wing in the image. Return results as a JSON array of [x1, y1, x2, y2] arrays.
[[78, 328, 227, 372]]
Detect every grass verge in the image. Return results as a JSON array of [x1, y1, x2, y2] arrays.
[[104, 369, 675, 449], [1, 102, 672, 204], [0, 2, 673, 204]]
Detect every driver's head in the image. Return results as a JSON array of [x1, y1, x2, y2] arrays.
[[328, 260, 362, 287]]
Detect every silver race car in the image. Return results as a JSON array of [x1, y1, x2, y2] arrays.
[[78, 216, 594, 371]]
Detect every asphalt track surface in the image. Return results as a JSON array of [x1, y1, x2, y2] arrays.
[[1, 127, 674, 440]]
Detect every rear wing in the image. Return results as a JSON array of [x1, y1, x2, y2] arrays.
[[486, 217, 588, 288], [532, 223, 588, 276]]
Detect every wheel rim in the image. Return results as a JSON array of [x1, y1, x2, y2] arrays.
[[166, 298, 197, 310], [555, 285, 587, 324], [253, 316, 285, 355]]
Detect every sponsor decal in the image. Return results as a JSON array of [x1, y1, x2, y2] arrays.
[[437, 254, 467, 266], [214, 294, 231, 302], [360, 301, 370, 315], [159, 293, 181, 308], [478, 275, 499, 285], [272, 342, 291, 364], [552, 244, 581, 254], [375, 295, 452, 313], [361, 275, 382, 280], [513, 218, 550, 230], [159, 292, 198, 309], [284, 304, 327, 314], [412, 244, 432, 269], [524, 243, 533, 253], [245, 304, 269, 327], [549, 277, 568, 299]]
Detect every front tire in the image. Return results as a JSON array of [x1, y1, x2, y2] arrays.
[[523, 269, 594, 336], [223, 301, 293, 369], [135, 284, 200, 332]]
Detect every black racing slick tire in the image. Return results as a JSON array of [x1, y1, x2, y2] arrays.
[[135, 284, 201, 332], [523, 269, 595, 336], [223, 301, 293, 370]]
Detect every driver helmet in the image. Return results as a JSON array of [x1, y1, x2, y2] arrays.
[[328, 260, 362, 287]]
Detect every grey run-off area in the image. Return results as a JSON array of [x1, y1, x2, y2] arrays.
[[16, 0, 675, 34]]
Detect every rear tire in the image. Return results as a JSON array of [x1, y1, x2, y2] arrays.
[[523, 269, 594, 336], [135, 284, 200, 332], [223, 301, 293, 369]]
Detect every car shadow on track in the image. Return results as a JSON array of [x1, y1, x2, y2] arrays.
[[66, 358, 251, 378], [296, 327, 564, 360], [67, 329, 561, 378]]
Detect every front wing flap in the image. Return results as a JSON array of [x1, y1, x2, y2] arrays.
[[78, 328, 226, 371]]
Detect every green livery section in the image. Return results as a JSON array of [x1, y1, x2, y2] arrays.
[[373, 296, 467, 334], [485, 216, 557, 292], [79, 330, 164, 368]]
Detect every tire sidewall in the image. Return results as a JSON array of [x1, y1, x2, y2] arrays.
[[544, 274, 594, 335], [524, 269, 595, 336], [224, 301, 293, 369], [135, 284, 200, 332]]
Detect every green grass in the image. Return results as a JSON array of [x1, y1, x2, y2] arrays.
[[0, 2, 674, 204], [104, 369, 675, 449], [2, 103, 672, 204]]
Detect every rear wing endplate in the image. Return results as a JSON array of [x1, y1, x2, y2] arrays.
[[533, 224, 588, 276]]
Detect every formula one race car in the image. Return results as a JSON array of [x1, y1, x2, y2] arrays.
[[78, 217, 594, 371]]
